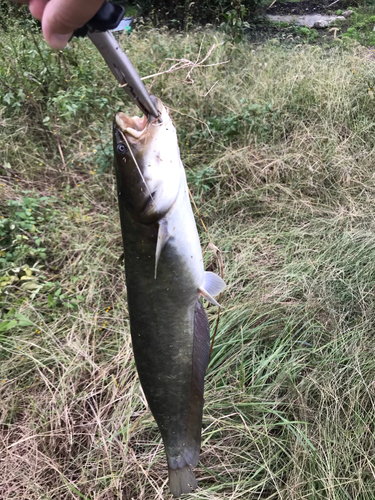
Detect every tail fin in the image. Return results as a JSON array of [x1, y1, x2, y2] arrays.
[[168, 466, 197, 497]]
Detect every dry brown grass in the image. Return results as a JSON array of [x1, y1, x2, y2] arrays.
[[2, 24, 375, 500]]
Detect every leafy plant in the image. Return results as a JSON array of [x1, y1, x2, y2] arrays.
[[0, 309, 33, 333], [271, 21, 290, 29], [0, 264, 45, 296], [299, 27, 311, 36], [203, 101, 278, 143], [0, 195, 56, 267], [187, 164, 216, 199], [220, 5, 251, 43], [343, 26, 357, 36], [297, 26, 319, 42], [45, 281, 84, 310], [132, 0, 263, 28], [95, 139, 113, 173]]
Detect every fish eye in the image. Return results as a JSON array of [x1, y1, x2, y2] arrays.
[[117, 143, 127, 154]]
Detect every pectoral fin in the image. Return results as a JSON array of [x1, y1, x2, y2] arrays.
[[155, 221, 170, 279], [203, 271, 226, 296], [199, 271, 226, 307]]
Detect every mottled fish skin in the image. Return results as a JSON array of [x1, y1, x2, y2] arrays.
[[113, 98, 225, 497]]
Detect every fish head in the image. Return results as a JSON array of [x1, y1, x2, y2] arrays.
[[113, 97, 182, 224]]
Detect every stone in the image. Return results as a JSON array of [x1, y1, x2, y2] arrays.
[[342, 10, 354, 19], [314, 20, 329, 29], [336, 16, 346, 22]]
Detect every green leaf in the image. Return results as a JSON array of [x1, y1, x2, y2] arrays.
[[0, 320, 18, 331], [18, 320, 33, 326], [47, 294, 55, 307], [0, 321, 10, 332], [22, 282, 39, 290], [15, 314, 33, 326]]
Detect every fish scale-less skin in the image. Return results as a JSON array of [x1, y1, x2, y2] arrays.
[[115, 161, 207, 476]]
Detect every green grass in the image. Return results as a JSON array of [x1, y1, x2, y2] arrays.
[[1, 18, 375, 499], [332, 6, 375, 46]]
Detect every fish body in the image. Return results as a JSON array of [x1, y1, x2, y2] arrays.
[[113, 97, 225, 496]]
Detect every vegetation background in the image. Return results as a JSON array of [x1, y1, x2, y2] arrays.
[[1, 0, 375, 498]]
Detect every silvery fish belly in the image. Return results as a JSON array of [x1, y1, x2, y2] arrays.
[[113, 97, 225, 497]]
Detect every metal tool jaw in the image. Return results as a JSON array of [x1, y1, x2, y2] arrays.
[[74, 1, 160, 120]]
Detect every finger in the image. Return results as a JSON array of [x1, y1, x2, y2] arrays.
[[29, 0, 48, 20], [42, 0, 104, 49]]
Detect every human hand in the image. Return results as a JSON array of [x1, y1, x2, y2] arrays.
[[14, 0, 104, 49]]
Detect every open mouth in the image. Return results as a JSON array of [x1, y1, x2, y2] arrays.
[[115, 113, 148, 139]]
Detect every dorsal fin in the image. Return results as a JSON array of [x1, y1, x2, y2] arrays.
[[155, 221, 170, 279]]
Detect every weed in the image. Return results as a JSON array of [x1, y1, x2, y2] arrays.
[[272, 20, 290, 29], [0, 196, 56, 266], [296, 26, 319, 42], [220, 5, 251, 43], [187, 165, 217, 199], [202, 100, 278, 144], [135, 0, 264, 27]]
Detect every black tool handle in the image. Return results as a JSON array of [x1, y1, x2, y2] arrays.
[[74, 1, 125, 38]]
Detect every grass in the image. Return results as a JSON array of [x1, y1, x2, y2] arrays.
[[1, 16, 375, 499]]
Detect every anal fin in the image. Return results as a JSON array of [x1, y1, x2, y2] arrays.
[[167, 301, 209, 496], [185, 301, 210, 465]]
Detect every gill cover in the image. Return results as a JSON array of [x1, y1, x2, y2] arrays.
[[113, 97, 181, 224]]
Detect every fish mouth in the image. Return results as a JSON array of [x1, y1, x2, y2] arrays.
[[115, 113, 148, 139], [115, 96, 163, 140]]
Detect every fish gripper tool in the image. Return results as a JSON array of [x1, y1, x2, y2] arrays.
[[73, 0, 160, 119]]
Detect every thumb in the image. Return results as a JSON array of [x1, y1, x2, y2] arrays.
[[42, 0, 104, 49]]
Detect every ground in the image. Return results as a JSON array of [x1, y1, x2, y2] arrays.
[[267, 1, 330, 15]]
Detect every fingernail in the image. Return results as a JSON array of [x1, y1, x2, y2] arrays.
[[48, 32, 72, 50]]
